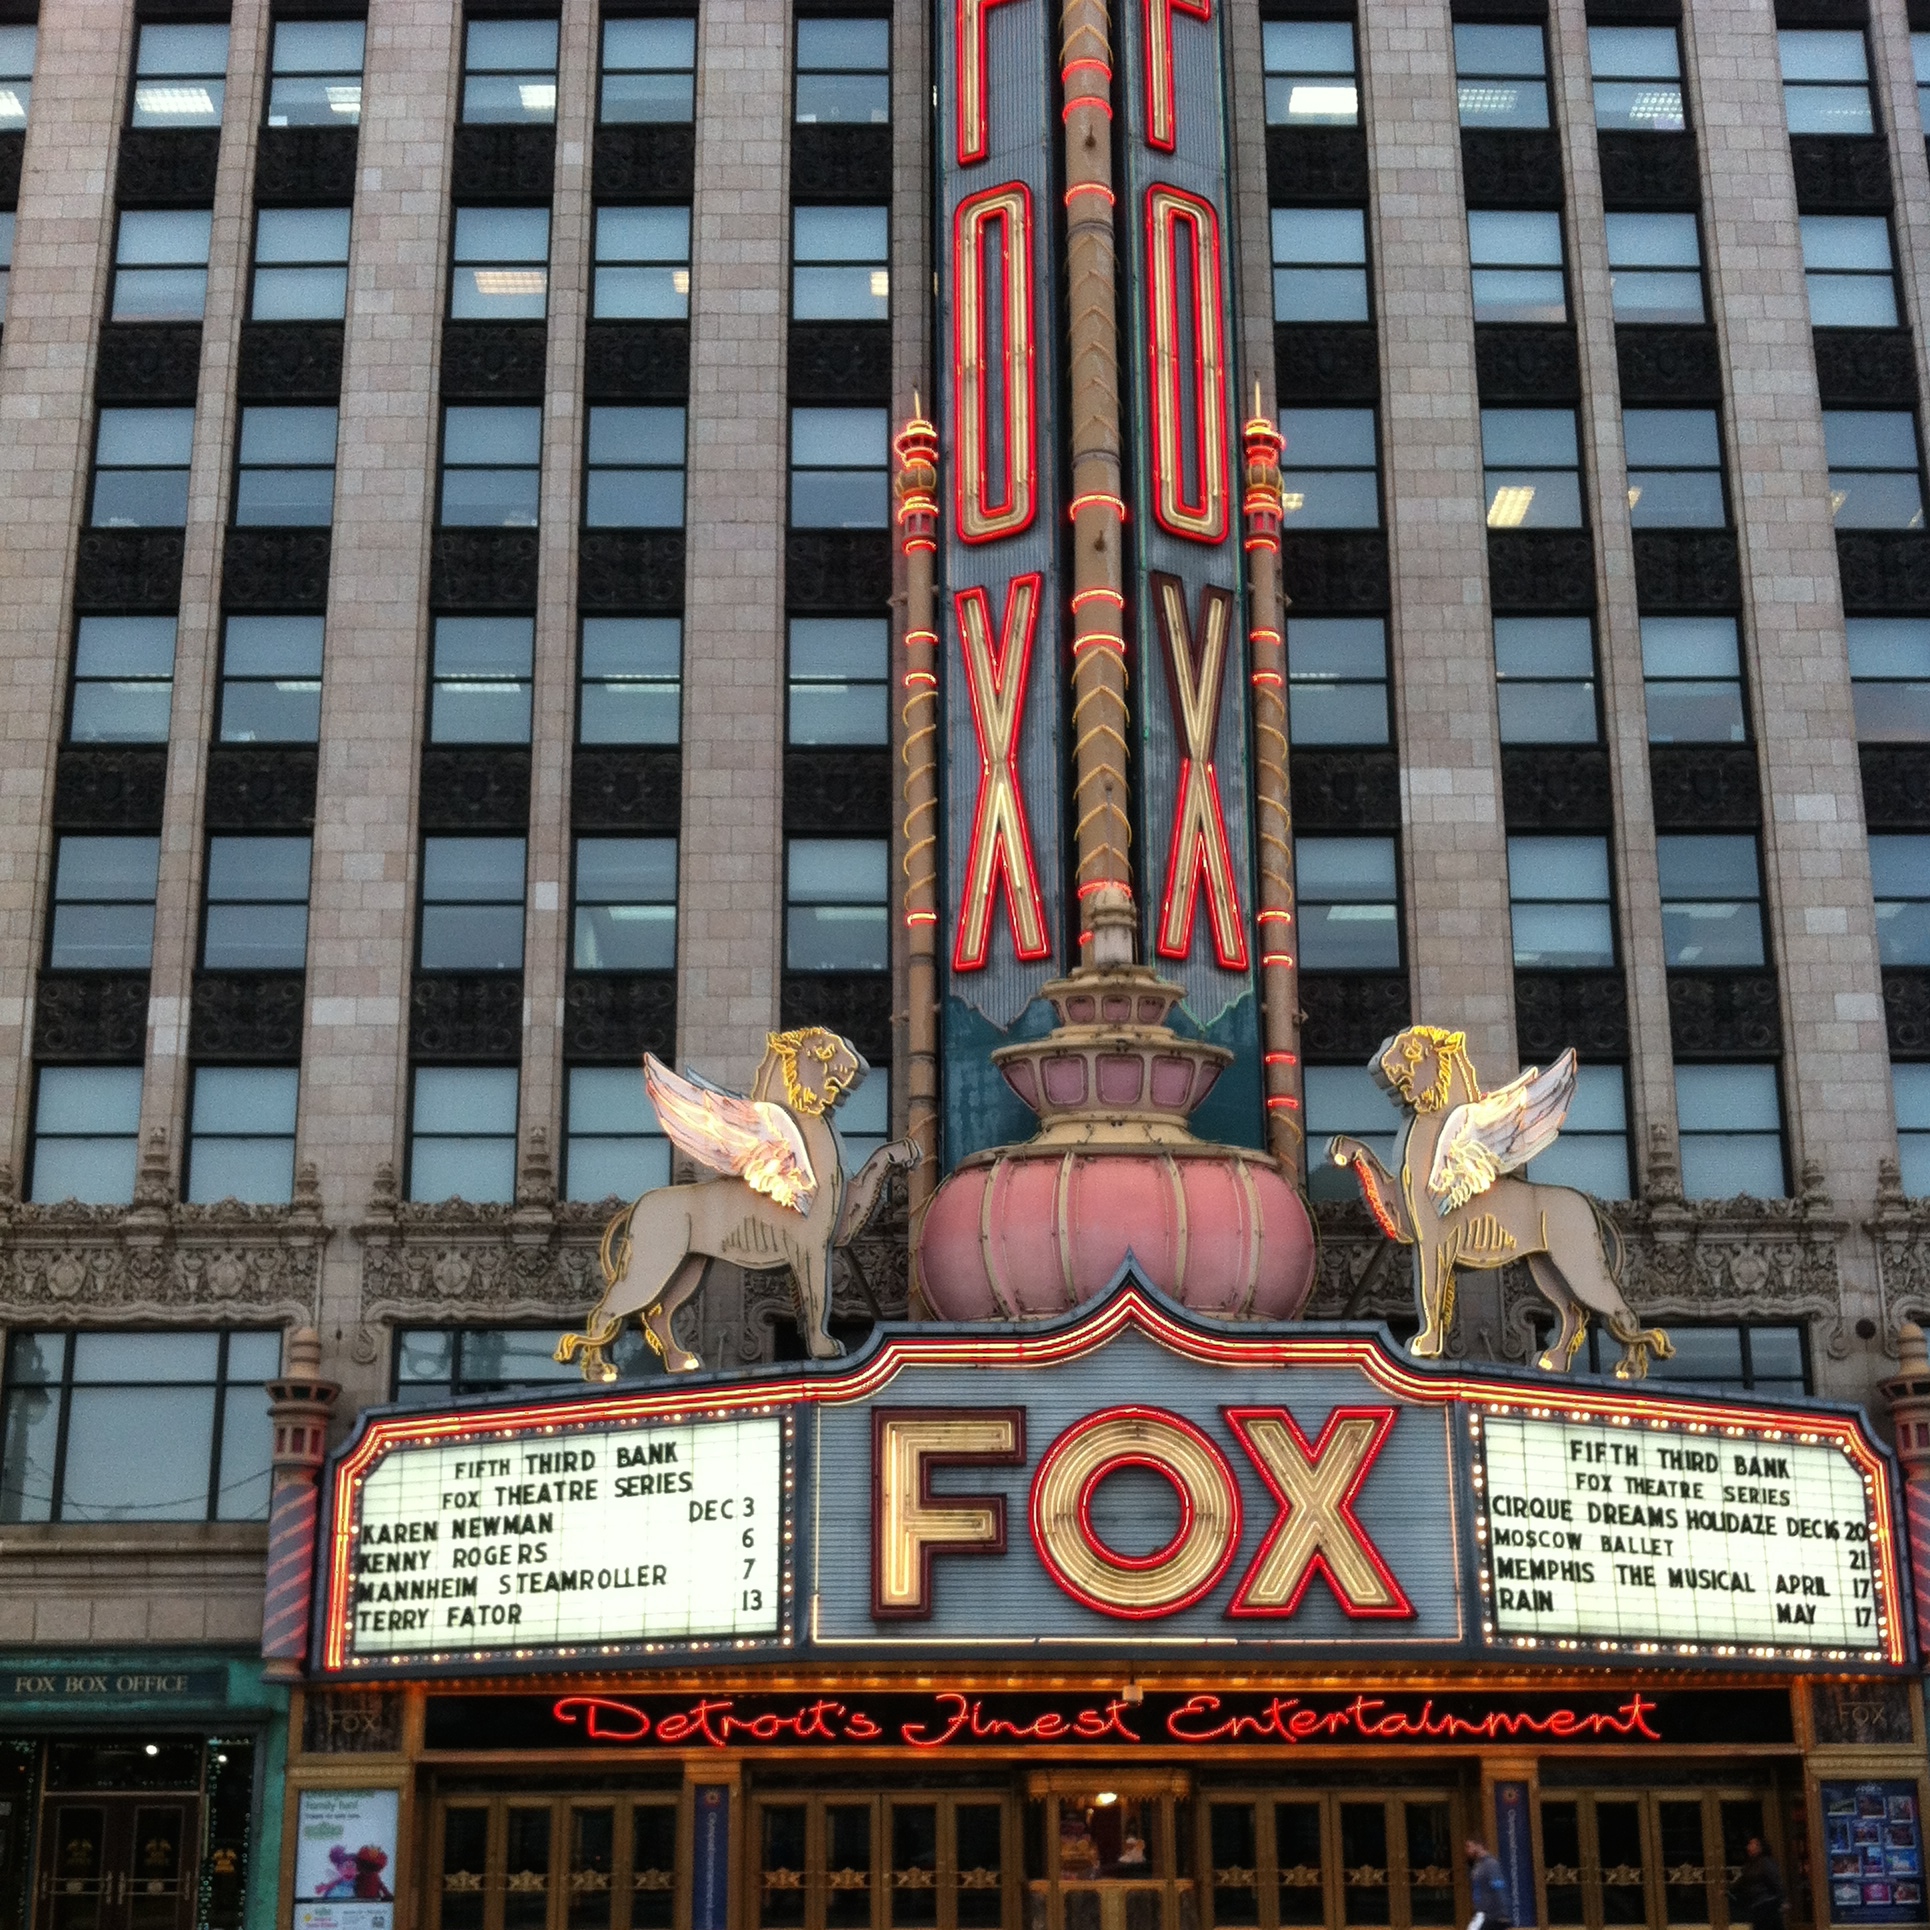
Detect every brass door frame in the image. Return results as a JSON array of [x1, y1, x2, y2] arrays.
[[34, 1793, 201, 1930], [1025, 1780, 1196, 1930]]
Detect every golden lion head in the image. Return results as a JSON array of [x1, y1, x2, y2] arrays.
[[1372, 1026, 1471, 1115], [765, 1027, 867, 1117]]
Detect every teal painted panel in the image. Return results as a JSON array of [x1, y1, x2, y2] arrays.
[[940, 992, 1054, 1167]]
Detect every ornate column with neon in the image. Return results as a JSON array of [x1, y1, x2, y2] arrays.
[[260, 1326, 341, 1679]]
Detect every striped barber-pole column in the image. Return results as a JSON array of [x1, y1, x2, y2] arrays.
[[1881, 1322, 1930, 1659], [261, 1328, 341, 1679]]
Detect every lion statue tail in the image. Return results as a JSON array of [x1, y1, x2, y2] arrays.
[[1582, 1196, 1673, 1379], [598, 1197, 639, 1289]]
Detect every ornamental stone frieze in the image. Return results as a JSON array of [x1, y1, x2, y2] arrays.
[[0, 1131, 323, 1324]]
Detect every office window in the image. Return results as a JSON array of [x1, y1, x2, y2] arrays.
[[585, 407, 686, 528], [1271, 208, 1368, 323], [28, 1069, 143, 1207], [1524, 1064, 1631, 1199], [837, 1075, 888, 1167], [1642, 615, 1747, 744], [1605, 213, 1703, 323], [1825, 412, 1925, 530], [795, 19, 890, 125], [202, 836, 310, 971], [462, 19, 557, 124], [0, 24, 35, 127], [1280, 409, 1379, 528], [790, 617, 889, 746], [1509, 836, 1615, 970], [786, 839, 889, 971], [132, 24, 228, 128], [430, 617, 533, 745], [1675, 1064, 1786, 1199], [1494, 616, 1598, 745], [450, 207, 549, 321], [1262, 21, 1357, 127], [0, 1329, 278, 1524], [1304, 1065, 1397, 1203], [1467, 211, 1567, 325], [793, 207, 889, 322], [1563, 1319, 1806, 1388], [111, 211, 211, 323], [234, 406, 338, 527], [251, 208, 351, 321], [1896, 1062, 1930, 1194], [409, 1067, 519, 1203], [89, 408, 193, 529], [419, 837, 527, 971], [1917, 35, 1930, 136], [439, 405, 541, 527], [790, 408, 890, 528], [593, 207, 690, 319], [1624, 408, 1725, 528], [265, 19, 363, 127], [219, 616, 323, 744], [1801, 215, 1899, 327], [1588, 26, 1683, 133], [395, 1324, 650, 1401], [601, 17, 696, 123], [1657, 834, 1765, 969], [1286, 616, 1388, 746], [1481, 408, 1582, 529], [1454, 24, 1548, 130], [0, 211, 13, 312], [1296, 836, 1400, 971], [1779, 29, 1874, 136], [187, 1067, 298, 1205], [49, 836, 159, 971], [1873, 836, 1930, 966], [1848, 618, 1930, 742], [580, 618, 681, 745], [69, 616, 176, 745], [566, 1068, 670, 1203], [573, 837, 677, 971]]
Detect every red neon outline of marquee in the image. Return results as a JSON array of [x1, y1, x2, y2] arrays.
[[952, 182, 1038, 543], [1144, 185, 1230, 544], [1141, 0, 1212, 152]]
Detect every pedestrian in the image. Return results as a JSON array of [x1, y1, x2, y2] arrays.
[[1734, 1836, 1785, 1930], [1466, 1839, 1512, 1930]]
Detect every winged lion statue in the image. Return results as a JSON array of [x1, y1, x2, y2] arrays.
[[1325, 1025, 1672, 1379], [555, 1026, 921, 1379]]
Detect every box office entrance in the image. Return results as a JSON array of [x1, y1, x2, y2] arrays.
[[1536, 1790, 1775, 1930]]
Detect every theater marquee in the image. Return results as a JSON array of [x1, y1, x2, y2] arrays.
[[311, 1279, 1912, 1675]]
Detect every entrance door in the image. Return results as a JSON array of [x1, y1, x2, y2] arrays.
[[1025, 1779, 1196, 1930], [429, 1795, 681, 1930], [37, 1798, 198, 1930], [1538, 1791, 1771, 1930]]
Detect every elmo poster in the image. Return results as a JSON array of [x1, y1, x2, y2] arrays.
[[292, 1789, 399, 1930]]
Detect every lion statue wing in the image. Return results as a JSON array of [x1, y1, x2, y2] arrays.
[[1425, 1047, 1577, 1217], [642, 1054, 818, 1213]]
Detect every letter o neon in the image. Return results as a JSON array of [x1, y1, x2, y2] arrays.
[[1029, 1407, 1242, 1618]]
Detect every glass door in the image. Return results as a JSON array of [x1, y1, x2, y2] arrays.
[[35, 1798, 199, 1930], [1538, 1790, 1769, 1930], [1023, 1780, 1195, 1930]]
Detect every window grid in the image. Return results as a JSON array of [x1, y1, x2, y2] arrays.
[[1454, 23, 1548, 129], [1508, 835, 1616, 971], [68, 617, 176, 746], [1494, 616, 1600, 746], [791, 206, 890, 322], [1294, 835, 1402, 972], [186, 1066, 299, 1206], [593, 206, 692, 320], [461, 18, 558, 125], [566, 1068, 671, 1206], [1657, 833, 1767, 970], [573, 837, 678, 972], [131, 23, 228, 129], [1271, 207, 1368, 324], [265, 19, 364, 128], [1624, 408, 1727, 530], [1467, 210, 1567, 325], [202, 836, 311, 972], [0, 23, 35, 129], [234, 406, 338, 528], [112, 210, 211, 324], [580, 618, 682, 746], [48, 835, 159, 972], [1778, 28, 1875, 137], [418, 837, 528, 973], [585, 407, 687, 529], [219, 616, 324, 745], [430, 617, 535, 746], [1279, 408, 1380, 530], [789, 617, 890, 747], [1482, 408, 1583, 530], [251, 207, 352, 322], [1825, 411, 1927, 531], [1848, 618, 1930, 743], [786, 838, 890, 972], [409, 1066, 519, 1204], [1286, 616, 1390, 747], [394, 1324, 652, 1402], [90, 408, 195, 529], [795, 18, 890, 125], [1588, 25, 1685, 134], [601, 17, 697, 124], [1262, 21, 1357, 128], [1642, 616, 1749, 745], [1675, 1063, 1787, 1201], [28, 1068, 143, 1208]]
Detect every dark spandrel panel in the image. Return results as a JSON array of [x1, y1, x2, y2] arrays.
[[430, 528, 540, 611], [1279, 531, 1389, 611], [592, 124, 697, 201], [1287, 749, 1400, 831], [791, 124, 891, 201], [116, 129, 219, 206], [410, 973, 525, 1061], [780, 972, 891, 1063], [1474, 325, 1578, 402], [1837, 532, 1930, 612], [0, 131, 20, 206], [563, 972, 676, 1062], [1632, 530, 1740, 611], [1596, 132, 1699, 209], [789, 322, 891, 403], [222, 528, 333, 613], [785, 530, 891, 611], [238, 323, 343, 401], [1667, 970, 1783, 1056], [303, 1691, 404, 1756], [419, 747, 533, 831], [189, 971, 306, 1062], [1275, 326, 1378, 403], [53, 749, 168, 831], [254, 126, 359, 204], [73, 531, 185, 613], [95, 324, 203, 404], [1649, 744, 1761, 830], [1299, 972, 1409, 1060], [1515, 971, 1630, 1060], [1813, 328, 1920, 407], [1616, 325, 1721, 402], [571, 748, 682, 830], [1788, 133, 1892, 211], [1886, 969, 1930, 1053], [1500, 746, 1613, 829], [450, 124, 555, 200], [1265, 126, 1368, 200], [205, 747, 318, 830], [1862, 746, 1930, 829], [1461, 129, 1564, 207], [584, 322, 689, 400], [441, 322, 548, 400], [33, 973, 149, 1062], [783, 749, 891, 833], [578, 530, 687, 612], [1811, 1679, 1915, 1747], [1488, 532, 1597, 612]]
